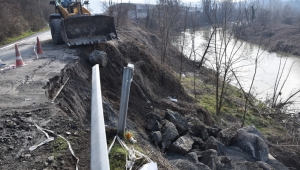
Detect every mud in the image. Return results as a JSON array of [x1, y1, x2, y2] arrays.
[[0, 26, 206, 170], [1, 25, 299, 170], [0, 41, 88, 169]]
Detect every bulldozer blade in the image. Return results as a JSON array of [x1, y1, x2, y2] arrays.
[[60, 15, 118, 46]]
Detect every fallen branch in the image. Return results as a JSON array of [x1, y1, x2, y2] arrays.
[[51, 77, 70, 102]]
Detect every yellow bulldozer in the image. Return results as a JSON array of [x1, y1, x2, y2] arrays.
[[49, 0, 118, 46]]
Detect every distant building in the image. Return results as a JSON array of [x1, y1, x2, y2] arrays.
[[109, 3, 155, 19]]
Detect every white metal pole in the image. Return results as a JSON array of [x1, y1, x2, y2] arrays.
[[91, 64, 110, 170]]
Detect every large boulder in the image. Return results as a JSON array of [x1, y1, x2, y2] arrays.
[[191, 136, 204, 147], [266, 154, 289, 170], [151, 131, 162, 145], [217, 126, 239, 145], [89, 50, 108, 67], [219, 156, 233, 169], [165, 109, 189, 134], [202, 136, 227, 156], [200, 129, 210, 141], [240, 125, 266, 141], [231, 125, 269, 162], [146, 118, 161, 131], [206, 126, 221, 138], [257, 161, 275, 170], [199, 149, 220, 170], [170, 159, 209, 170], [186, 116, 210, 141], [169, 134, 194, 155], [186, 152, 199, 163], [186, 152, 211, 170], [161, 121, 179, 150], [188, 117, 206, 135], [223, 146, 288, 170], [194, 162, 211, 170]]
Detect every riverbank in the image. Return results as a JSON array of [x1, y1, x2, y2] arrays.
[[240, 23, 300, 56]]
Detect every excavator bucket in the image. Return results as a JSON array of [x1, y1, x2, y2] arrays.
[[60, 15, 118, 46]]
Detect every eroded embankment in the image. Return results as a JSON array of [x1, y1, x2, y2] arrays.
[[3, 25, 298, 170], [45, 59, 93, 125], [44, 26, 294, 170], [46, 37, 197, 123], [42, 26, 300, 170], [42, 27, 211, 169]]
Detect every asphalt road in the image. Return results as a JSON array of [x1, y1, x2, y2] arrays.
[[0, 30, 52, 65], [0, 29, 77, 108]]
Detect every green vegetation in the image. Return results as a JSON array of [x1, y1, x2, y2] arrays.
[[109, 143, 127, 170], [109, 133, 147, 169], [53, 137, 68, 150], [198, 94, 216, 114], [0, 27, 50, 46], [49, 137, 68, 159], [180, 74, 271, 128]]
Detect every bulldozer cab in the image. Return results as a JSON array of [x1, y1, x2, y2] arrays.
[[54, 0, 76, 7], [49, 0, 118, 46], [52, 0, 91, 18], [51, 0, 73, 8], [60, 0, 75, 8]]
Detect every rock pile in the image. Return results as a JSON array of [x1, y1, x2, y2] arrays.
[[146, 109, 288, 170]]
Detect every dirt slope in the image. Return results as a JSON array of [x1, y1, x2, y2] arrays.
[[0, 26, 210, 169], [1, 24, 298, 170]]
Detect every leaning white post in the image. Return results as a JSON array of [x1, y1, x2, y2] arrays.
[[117, 64, 134, 135], [91, 64, 110, 170]]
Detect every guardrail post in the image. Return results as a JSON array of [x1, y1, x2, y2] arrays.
[[91, 64, 110, 170], [117, 64, 134, 135]]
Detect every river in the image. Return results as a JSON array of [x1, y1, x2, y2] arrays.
[[174, 27, 300, 113]]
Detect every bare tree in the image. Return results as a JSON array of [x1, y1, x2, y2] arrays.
[[232, 42, 265, 127], [198, 28, 215, 69], [270, 57, 300, 111], [101, 0, 115, 16], [179, 5, 189, 80], [156, 0, 182, 63], [202, 0, 247, 115], [188, 5, 198, 99]]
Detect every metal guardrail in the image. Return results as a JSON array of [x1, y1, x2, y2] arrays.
[[91, 64, 110, 170], [117, 64, 134, 135], [90, 63, 134, 169]]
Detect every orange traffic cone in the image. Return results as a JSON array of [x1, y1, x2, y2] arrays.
[[15, 44, 24, 67], [36, 37, 43, 55]]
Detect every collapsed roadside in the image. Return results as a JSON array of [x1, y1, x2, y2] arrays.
[[0, 22, 299, 170]]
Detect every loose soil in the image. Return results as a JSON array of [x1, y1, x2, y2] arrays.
[[0, 24, 299, 170], [0, 26, 210, 170]]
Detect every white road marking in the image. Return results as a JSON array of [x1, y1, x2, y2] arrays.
[[0, 40, 25, 50]]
